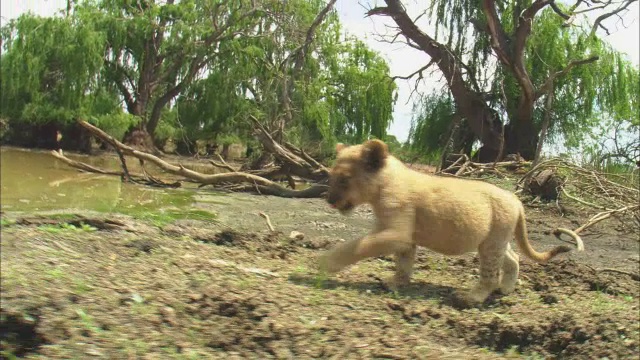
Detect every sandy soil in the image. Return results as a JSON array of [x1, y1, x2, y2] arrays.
[[1, 186, 639, 359]]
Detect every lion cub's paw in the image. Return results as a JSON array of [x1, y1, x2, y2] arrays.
[[316, 252, 342, 274], [451, 289, 488, 309], [381, 275, 410, 292]]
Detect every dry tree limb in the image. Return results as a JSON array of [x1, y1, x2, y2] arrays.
[[67, 119, 329, 198], [438, 153, 529, 178], [437, 154, 467, 174], [560, 188, 609, 210], [552, 227, 585, 251], [597, 268, 640, 281], [112, 145, 134, 182], [454, 160, 470, 176], [53, 149, 180, 188], [258, 212, 275, 232], [51, 149, 125, 176], [573, 205, 639, 234], [249, 115, 329, 181], [208, 154, 239, 173]]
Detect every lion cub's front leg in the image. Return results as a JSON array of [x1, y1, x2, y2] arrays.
[[383, 245, 417, 291], [318, 229, 413, 275]]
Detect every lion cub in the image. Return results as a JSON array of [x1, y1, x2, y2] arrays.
[[318, 139, 583, 305]]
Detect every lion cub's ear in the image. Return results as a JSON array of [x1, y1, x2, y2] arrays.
[[362, 139, 388, 172], [336, 143, 347, 153]]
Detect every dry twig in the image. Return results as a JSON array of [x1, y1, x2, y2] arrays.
[[258, 212, 275, 232], [597, 268, 640, 282]]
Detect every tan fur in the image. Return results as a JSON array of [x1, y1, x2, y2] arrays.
[[319, 139, 583, 305]]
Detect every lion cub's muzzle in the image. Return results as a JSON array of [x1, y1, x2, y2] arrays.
[[326, 193, 353, 214]]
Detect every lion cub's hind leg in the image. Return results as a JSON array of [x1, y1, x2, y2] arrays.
[[500, 243, 520, 295], [384, 244, 417, 291], [464, 238, 508, 304]]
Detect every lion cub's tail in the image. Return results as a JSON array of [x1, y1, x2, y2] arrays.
[[514, 208, 584, 263]]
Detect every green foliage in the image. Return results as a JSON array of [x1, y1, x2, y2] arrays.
[[175, 0, 396, 152], [410, 1, 639, 156], [327, 38, 397, 144], [90, 113, 140, 141], [407, 93, 455, 157], [74, 0, 269, 136], [518, 8, 639, 149], [0, 13, 110, 125], [1, 0, 397, 151], [38, 222, 98, 233], [175, 62, 253, 144]]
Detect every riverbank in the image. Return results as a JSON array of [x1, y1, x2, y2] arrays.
[[2, 193, 639, 359], [1, 146, 639, 359]]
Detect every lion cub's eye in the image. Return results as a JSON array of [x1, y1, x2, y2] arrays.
[[338, 177, 349, 187]]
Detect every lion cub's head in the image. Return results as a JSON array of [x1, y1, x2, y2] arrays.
[[326, 139, 389, 214]]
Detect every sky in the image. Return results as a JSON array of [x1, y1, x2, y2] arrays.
[[2, 0, 639, 142]]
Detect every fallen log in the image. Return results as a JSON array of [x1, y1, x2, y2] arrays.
[[53, 119, 329, 198]]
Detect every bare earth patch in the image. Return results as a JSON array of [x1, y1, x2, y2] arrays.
[[1, 194, 638, 359]]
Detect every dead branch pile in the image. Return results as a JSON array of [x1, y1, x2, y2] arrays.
[[436, 154, 638, 237], [437, 153, 531, 177], [517, 158, 640, 232], [51, 119, 329, 198]]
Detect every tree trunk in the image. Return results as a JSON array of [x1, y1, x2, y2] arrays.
[[504, 98, 538, 160], [374, 1, 505, 158], [221, 144, 230, 160], [533, 89, 553, 166]]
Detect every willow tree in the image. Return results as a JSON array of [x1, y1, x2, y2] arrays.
[[174, 53, 254, 156], [72, 0, 265, 147], [174, 0, 396, 158], [173, 0, 342, 155], [370, 0, 638, 161], [0, 13, 128, 150], [326, 38, 397, 144]]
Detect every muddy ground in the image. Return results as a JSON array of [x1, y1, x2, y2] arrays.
[[1, 184, 639, 359]]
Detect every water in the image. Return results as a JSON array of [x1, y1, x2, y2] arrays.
[[0, 147, 222, 218]]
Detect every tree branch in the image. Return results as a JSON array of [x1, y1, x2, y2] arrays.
[[535, 55, 600, 99], [104, 60, 137, 114], [589, 0, 637, 37], [391, 59, 436, 81], [146, 4, 261, 134], [368, 0, 504, 152], [481, 0, 513, 66], [291, 0, 338, 73], [549, 1, 571, 19], [512, 0, 553, 100], [73, 119, 329, 198]]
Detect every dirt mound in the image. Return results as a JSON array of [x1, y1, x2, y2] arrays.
[[452, 312, 637, 358], [512, 259, 638, 298], [0, 309, 48, 357], [196, 229, 334, 259], [184, 285, 305, 358]]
